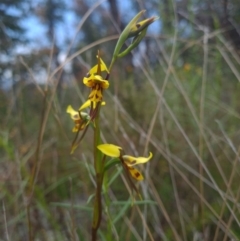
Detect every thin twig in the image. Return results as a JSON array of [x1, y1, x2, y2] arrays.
[[2, 201, 10, 241], [199, 26, 209, 236]]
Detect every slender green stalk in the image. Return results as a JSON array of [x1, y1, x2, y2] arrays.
[[108, 58, 116, 73], [91, 104, 104, 241], [199, 28, 209, 235], [27, 205, 33, 241]]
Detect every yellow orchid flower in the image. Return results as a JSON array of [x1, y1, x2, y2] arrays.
[[97, 144, 152, 181], [66, 99, 106, 132], [83, 55, 109, 102], [66, 104, 90, 133]]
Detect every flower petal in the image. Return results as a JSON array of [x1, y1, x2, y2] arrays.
[[123, 152, 153, 166], [83, 75, 95, 87], [83, 75, 109, 90], [89, 57, 109, 74], [97, 144, 122, 157], [79, 100, 91, 111], [99, 57, 109, 73], [100, 79, 109, 89], [89, 88, 102, 102], [93, 76, 109, 89], [127, 166, 144, 181], [89, 65, 99, 75], [72, 122, 87, 132], [66, 105, 79, 120]]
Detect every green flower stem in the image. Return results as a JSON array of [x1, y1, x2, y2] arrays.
[[108, 57, 116, 73], [117, 27, 147, 58], [93, 104, 102, 171], [92, 104, 104, 241]]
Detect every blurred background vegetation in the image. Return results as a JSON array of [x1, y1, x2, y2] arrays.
[[1, 0, 240, 240]]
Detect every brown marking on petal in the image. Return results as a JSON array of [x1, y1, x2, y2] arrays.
[[136, 23, 141, 29], [95, 94, 102, 101], [74, 119, 81, 124], [125, 159, 136, 165], [134, 172, 140, 178]]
